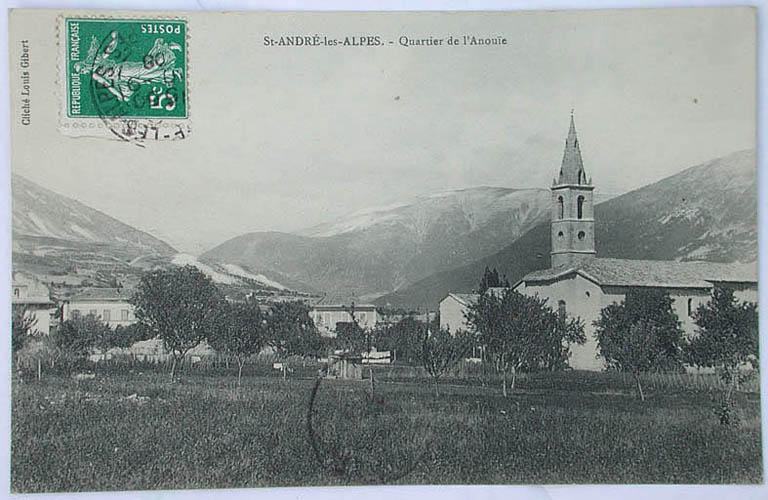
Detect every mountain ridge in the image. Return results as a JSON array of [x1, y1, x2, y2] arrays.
[[374, 149, 757, 309], [201, 186, 557, 301]]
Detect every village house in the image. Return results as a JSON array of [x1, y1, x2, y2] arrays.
[[12, 273, 56, 336], [62, 287, 136, 328], [441, 114, 758, 371], [310, 303, 379, 336], [377, 310, 437, 326], [62, 287, 221, 362], [439, 293, 479, 334]]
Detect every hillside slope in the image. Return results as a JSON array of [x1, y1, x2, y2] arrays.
[[12, 174, 179, 292], [13, 174, 175, 255]]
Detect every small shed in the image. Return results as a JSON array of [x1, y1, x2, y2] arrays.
[[326, 353, 363, 379]]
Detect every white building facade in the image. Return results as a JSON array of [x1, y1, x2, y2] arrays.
[[62, 288, 136, 329], [311, 303, 379, 336], [12, 273, 55, 336], [438, 293, 478, 334]]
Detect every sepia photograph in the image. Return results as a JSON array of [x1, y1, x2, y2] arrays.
[[5, 4, 762, 495]]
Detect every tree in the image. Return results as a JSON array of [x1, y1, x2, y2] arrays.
[[113, 323, 154, 346], [686, 286, 758, 424], [375, 316, 427, 364], [335, 320, 368, 353], [270, 301, 324, 358], [208, 299, 271, 386], [131, 265, 225, 381], [477, 266, 509, 294], [57, 313, 111, 359], [339, 304, 378, 398], [421, 327, 473, 395], [12, 305, 38, 354], [541, 315, 587, 371], [466, 289, 585, 396], [87, 319, 124, 361], [594, 289, 685, 401], [324, 304, 381, 397]]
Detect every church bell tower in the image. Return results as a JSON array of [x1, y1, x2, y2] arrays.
[[550, 113, 596, 268]]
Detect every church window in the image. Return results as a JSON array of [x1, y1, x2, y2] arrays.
[[585, 291, 591, 298], [687, 298, 693, 317], [578, 170, 583, 184], [578, 231, 585, 240], [557, 196, 564, 219], [557, 231, 564, 238], [577, 195, 585, 219], [13, 288, 19, 297], [557, 300, 566, 319]]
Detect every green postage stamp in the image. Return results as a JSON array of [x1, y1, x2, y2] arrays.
[[60, 17, 189, 143]]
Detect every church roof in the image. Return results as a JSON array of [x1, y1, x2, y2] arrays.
[[519, 258, 757, 289], [556, 114, 589, 185], [447, 293, 480, 306]]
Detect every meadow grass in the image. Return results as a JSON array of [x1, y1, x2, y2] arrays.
[[11, 368, 762, 492]]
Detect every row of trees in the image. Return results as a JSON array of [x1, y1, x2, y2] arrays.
[[12, 265, 473, 390], [13, 264, 757, 404], [131, 266, 325, 382], [461, 283, 758, 403], [595, 287, 758, 405], [130, 267, 478, 392], [12, 266, 326, 384]]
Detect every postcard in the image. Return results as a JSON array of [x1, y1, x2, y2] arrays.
[[7, 7, 759, 493]]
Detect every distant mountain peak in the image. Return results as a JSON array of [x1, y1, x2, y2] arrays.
[[299, 185, 548, 238], [203, 185, 553, 300]]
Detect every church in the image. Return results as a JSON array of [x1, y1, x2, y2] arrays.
[[511, 114, 758, 370]]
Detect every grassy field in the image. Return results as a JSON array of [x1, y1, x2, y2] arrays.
[[11, 368, 762, 492]]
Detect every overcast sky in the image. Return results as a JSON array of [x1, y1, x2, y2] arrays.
[[13, 8, 755, 254]]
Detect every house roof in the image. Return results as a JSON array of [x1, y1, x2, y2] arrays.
[[519, 258, 757, 289], [68, 288, 133, 302], [12, 297, 55, 306], [447, 293, 480, 307]]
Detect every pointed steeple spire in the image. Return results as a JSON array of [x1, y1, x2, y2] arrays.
[[557, 112, 588, 185]]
